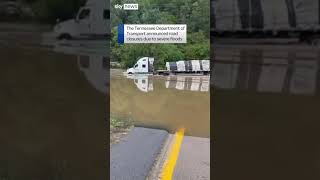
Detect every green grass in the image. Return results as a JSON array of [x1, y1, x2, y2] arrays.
[[110, 117, 132, 130], [110, 116, 133, 144]]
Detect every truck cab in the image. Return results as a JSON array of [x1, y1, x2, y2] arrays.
[[54, 0, 110, 39], [126, 57, 154, 74]]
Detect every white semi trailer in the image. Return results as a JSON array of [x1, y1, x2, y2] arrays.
[[166, 60, 210, 73], [213, 0, 319, 31], [126, 57, 210, 75], [212, 0, 320, 43]]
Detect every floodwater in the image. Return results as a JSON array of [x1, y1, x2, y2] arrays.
[[110, 71, 210, 138], [0, 26, 108, 179], [213, 45, 320, 180]]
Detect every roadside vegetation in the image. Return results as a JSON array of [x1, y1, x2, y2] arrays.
[[110, 116, 132, 144], [2, 0, 210, 69], [111, 0, 210, 69]]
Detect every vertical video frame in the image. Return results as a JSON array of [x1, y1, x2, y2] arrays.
[[110, 0, 210, 179]]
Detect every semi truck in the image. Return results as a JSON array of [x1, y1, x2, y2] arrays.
[[126, 57, 155, 74], [53, 0, 110, 40], [126, 57, 210, 75], [211, 0, 320, 43]]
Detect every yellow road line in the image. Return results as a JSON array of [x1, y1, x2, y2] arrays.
[[161, 128, 185, 180]]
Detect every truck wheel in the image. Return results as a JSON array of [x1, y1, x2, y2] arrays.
[[58, 34, 72, 40]]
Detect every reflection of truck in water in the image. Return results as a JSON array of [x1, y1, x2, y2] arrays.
[[53, 0, 110, 40], [212, 0, 320, 43], [126, 74, 154, 92], [41, 38, 109, 94], [166, 76, 209, 92], [125, 74, 209, 92], [78, 55, 108, 94], [213, 48, 319, 95], [126, 57, 210, 75]]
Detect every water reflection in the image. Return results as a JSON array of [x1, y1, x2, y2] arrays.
[[125, 74, 210, 93], [213, 46, 320, 180], [77, 55, 108, 94], [111, 72, 210, 137], [125, 74, 154, 92], [213, 48, 320, 96], [0, 30, 108, 179], [165, 76, 210, 92], [43, 39, 109, 94]]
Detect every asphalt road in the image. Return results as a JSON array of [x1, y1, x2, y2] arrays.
[[110, 127, 211, 180], [173, 136, 210, 180], [110, 127, 168, 180]]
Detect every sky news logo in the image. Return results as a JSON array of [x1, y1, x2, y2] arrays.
[[114, 4, 139, 10]]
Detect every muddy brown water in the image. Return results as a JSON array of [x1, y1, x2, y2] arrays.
[[0, 32, 108, 179], [213, 46, 320, 180], [110, 70, 210, 138]]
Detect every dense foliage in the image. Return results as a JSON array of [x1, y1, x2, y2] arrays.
[[19, 0, 86, 22], [16, 0, 210, 68], [111, 0, 210, 68]]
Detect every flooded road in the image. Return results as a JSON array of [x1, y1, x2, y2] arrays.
[[213, 45, 320, 180], [0, 25, 108, 179], [110, 71, 210, 138]]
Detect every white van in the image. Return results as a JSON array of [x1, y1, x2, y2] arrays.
[[53, 0, 110, 40]]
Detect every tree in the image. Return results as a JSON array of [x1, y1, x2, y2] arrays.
[[110, 0, 210, 68]]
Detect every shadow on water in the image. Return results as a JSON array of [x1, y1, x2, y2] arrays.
[[0, 29, 108, 179], [111, 71, 210, 138], [213, 46, 320, 180]]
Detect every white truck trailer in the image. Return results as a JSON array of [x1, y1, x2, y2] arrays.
[[126, 57, 210, 75], [166, 60, 210, 73], [212, 0, 320, 43]]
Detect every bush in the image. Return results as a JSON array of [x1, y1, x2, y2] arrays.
[[109, 0, 210, 68], [111, 28, 209, 69]]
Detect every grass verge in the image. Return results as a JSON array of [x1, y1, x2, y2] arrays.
[[110, 116, 132, 145]]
